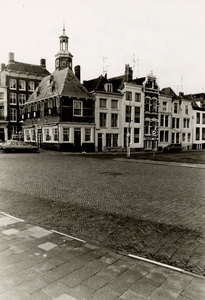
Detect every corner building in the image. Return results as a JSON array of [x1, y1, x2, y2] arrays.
[[22, 29, 95, 152]]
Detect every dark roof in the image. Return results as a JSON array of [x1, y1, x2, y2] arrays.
[[133, 77, 146, 85], [160, 87, 177, 97], [108, 75, 125, 92], [27, 67, 92, 103], [5, 62, 50, 76], [83, 75, 107, 92]]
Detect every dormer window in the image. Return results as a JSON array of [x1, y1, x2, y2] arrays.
[[105, 83, 113, 93]]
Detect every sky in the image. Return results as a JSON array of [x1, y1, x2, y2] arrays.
[[0, 0, 205, 95]]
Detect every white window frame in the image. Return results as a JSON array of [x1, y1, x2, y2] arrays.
[[10, 79, 17, 90], [19, 80, 26, 91], [100, 98, 107, 109], [111, 99, 118, 109], [10, 93, 17, 105], [100, 113, 107, 127], [10, 108, 17, 122], [52, 128, 58, 141], [44, 128, 51, 142], [19, 94, 26, 105], [111, 113, 118, 128], [105, 83, 113, 93], [63, 127, 70, 142], [73, 101, 83, 116], [28, 81, 35, 91], [163, 101, 167, 111], [85, 128, 91, 142], [135, 93, 141, 102], [31, 129, 35, 142], [25, 129, 30, 141]]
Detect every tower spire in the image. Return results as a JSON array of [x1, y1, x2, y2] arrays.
[[63, 21, 65, 35]]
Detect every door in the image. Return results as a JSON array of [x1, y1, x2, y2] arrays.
[[98, 133, 102, 152], [74, 129, 81, 151]]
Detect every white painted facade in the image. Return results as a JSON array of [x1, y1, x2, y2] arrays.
[[158, 93, 172, 150], [192, 108, 205, 149]]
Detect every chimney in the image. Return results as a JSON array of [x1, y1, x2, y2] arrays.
[[0, 63, 5, 71], [8, 52, 15, 63], [124, 64, 133, 82], [40, 58, 46, 68], [179, 92, 184, 97], [74, 65, 81, 81]]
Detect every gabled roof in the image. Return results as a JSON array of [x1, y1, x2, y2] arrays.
[[27, 67, 92, 103], [133, 77, 146, 86], [5, 61, 50, 76], [160, 87, 177, 97], [108, 75, 125, 92]]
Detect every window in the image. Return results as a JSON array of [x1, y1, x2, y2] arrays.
[[10, 93, 17, 104], [85, 128, 91, 142], [203, 114, 205, 124], [163, 101, 167, 111], [135, 93, 141, 102], [165, 131, 169, 142], [145, 97, 150, 111], [176, 118, 180, 128], [106, 134, 118, 147], [183, 118, 186, 128], [19, 80, 26, 90], [10, 108, 17, 121], [105, 83, 112, 93], [188, 133, 191, 142], [165, 115, 169, 127], [160, 115, 164, 127], [73, 101, 82, 116], [100, 113, 107, 127], [145, 121, 150, 135], [125, 106, 131, 123], [176, 133, 179, 143], [172, 117, 175, 128], [174, 103, 178, 113], [11, 126, 17, 137], [151, 99, 157, 113], [172, 132, 175, 143], [126, 92, 132, 101], [182, 133, 186, 142], [134, 107, 140, 123], [0, 105, 4, 119], [31, 129, 35, 141], [202, 128, 205, 140], [111, 114, 118, 127], [10, 79, 16, 89], [19, 94, 26, 105], [63, 128, 70, 141], [52, 128, 58, 141], [185, 105, 188, 115], [187, 119, 190, 128], [100, 99, 107, 108], [196, 128, 200, 140], [28, 81, 35, 91], [134, 128, 140, 143], [25, 129, 30, 141], [160, 131, 164, 142], [44, 129, 50, 141], [111, 100, 118, 109], [197, 113, 200, 124], [151, 121, 157, 133]]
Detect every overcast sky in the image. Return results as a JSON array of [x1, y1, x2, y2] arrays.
[[1, 0, 205, 94]]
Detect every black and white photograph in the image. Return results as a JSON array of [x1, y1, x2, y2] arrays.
[[0, 0, 205, 299]]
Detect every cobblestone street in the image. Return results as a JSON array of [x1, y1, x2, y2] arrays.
[[0, 151, 205, 277]]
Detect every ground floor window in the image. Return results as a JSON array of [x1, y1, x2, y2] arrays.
[[52, 128, 58, 141], [31, 129, 35, 141], [44, 128, 51, 141], [196, 128, 200, 140], [188, 133, 191, 142], [85, 128, 91, 142], [63, 128, 70, 141], [182, 133, 186, 142], [25, 129, 30, 141], [134, 128, 140, 143], [106, 133, 118, 147]]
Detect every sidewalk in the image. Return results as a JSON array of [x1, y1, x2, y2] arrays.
[[0, 212, 205, 300]]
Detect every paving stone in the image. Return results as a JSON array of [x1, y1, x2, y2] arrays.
[[29, 290, 53, 299], [89, 286, 121, 300], [0, 216, 20, 227], [38, 242, 57, 251], [0, 287, 30, 300], [82, 274, 108, 291], [55, 294, 78, 300], [42, 281, 72, 298], [2, 228, 19, 235], [118, 289, 147, 300], [18, 278, 47, 294]]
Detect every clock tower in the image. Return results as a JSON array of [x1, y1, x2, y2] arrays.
[[55, 25, 73, 71]]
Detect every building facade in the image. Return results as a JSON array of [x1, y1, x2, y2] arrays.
[[22, 29, 95, 152], [0, 86, 8, 141], [0, 53, 50, 140]]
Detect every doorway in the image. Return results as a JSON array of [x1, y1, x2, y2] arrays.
[[74, 128, 81, 151], [98, 133, 102, 152]]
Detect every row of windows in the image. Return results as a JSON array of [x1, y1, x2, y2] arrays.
[[196, 127, 205, 140], [161, 116, 190, 128], [125, 106, 140, 123], [100, 99, 119, 109], [126, 92, 141, 102], [10, 93, 27, 105], [10, 79, 35, 91], [196, 112, 205, 124], [173, 103, 189, 115], [25, 128, 92, 143], [100, 113, 119, 127], [145, 97, 158, 113]]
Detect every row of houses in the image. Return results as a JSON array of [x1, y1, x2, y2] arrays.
[[1, 28, 205, 152]]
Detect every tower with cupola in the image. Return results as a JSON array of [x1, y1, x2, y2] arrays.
[[55, 25, 73, 71]]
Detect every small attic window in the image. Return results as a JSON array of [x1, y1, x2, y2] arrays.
[[105, 83, 113, 93]]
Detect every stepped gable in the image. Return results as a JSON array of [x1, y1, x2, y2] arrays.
[[27, 67, 92, 103], [5, 61, 50, 76]]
